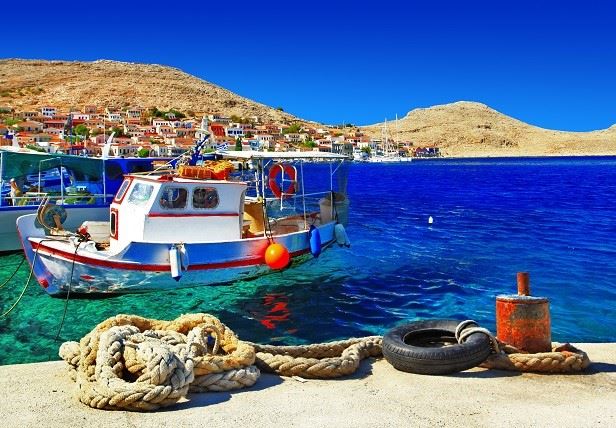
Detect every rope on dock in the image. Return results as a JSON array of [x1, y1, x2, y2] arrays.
[[480, 342, 590, 373], [251, 337, 382, 378], [59, 313, 380, 411]]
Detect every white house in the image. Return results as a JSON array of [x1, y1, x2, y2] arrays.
[[226, 126, 244, 138], [41, 106, 57, 117]]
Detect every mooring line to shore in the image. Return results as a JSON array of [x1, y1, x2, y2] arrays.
[[0, 257, 25, 290]]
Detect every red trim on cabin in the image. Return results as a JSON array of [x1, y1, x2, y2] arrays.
[[147, 212, 239, 218], [30, 240, 321, 272]]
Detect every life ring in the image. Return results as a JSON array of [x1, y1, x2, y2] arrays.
[[382, 319, 492, 375], [268, 163, 296, 199]]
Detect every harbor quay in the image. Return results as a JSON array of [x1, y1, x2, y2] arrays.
[[0, 343, 614, 428]]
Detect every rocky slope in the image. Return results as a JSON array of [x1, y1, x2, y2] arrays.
[[1, 59, 615, 156], [361, 101, 616, 157], [0, 58, 296, 122]]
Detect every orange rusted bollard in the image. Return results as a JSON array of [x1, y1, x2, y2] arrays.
[[496, 272, 551, 353]]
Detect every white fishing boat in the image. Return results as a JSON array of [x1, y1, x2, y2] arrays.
[[16, 151, 351, 296]]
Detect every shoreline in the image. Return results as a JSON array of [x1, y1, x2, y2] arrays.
[[1, 343, 614, 427]]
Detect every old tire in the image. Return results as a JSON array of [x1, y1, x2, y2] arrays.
[[382, 319, 491, 375]]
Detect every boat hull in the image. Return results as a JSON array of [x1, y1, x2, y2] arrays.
[[17, 214, 337, 296]]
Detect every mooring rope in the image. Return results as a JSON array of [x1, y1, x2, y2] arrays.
[[0, 257, 25, 290], [58, 314, 591, 411], [453, 320, 589, 373], [0, 239, 54, 319], [480, 342, 590, 373], [59, 313, 381, 411]]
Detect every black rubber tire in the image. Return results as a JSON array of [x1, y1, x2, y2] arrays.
[[382, 319, 492, 375]]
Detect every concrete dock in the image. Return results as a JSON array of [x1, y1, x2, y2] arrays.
[[1, 343, 615, 428]]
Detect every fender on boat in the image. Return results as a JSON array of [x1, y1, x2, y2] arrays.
[[334, 224, 351, 248], [309, 225, 322, 258], [170, 244, 187, 281]]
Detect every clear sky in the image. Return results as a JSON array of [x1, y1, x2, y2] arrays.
[[2, 0, 615, 131]]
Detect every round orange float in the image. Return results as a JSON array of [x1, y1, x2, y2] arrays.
[[264, 243, 290, 270]]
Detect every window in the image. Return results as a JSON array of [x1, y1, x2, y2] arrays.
[[193, 187, 219, 209], [114, 179, 131, 202], [127, 183, 153, 206], [160, 186, 187, 209], [110, 210, 118, 239]]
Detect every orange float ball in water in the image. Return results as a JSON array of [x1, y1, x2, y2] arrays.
[[264, 243, 290, 270]]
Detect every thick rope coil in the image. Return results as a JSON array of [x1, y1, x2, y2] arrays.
[[75, 325, 195, 411], [251, 336, 383, 378], [59, 313, 261, 411], [480, 342, 591, 373]]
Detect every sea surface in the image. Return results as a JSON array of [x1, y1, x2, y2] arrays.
[[1, 157, 616, 365]]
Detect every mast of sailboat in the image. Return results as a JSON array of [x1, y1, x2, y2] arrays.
[[395, 113, 399, 155]]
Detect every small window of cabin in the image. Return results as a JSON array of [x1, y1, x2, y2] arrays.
[[193, 187, 219, 209], [114, 179, 131, 202], [127, 183, 153, 206], [160, 186, 188, 209], [110, 210, 117, 238]]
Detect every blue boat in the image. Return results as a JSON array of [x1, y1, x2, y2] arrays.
[[0, 146, 171, 252]]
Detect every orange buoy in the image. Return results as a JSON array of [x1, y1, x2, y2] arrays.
[[496, 272, 551, 353], [264, 243, 290, 270]]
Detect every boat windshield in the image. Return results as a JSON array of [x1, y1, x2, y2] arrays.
[[127, 183, 154, 206]]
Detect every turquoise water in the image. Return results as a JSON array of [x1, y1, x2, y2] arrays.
[[1, 157, 616, 365]]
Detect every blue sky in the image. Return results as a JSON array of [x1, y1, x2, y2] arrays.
[[2, 0, 615, 130]]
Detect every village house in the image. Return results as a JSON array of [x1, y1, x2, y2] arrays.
[[208, 114, 230, 124], [255, 134, 274, 150], [41, 106, 57, 117], [175, 128, 196, 138], [284, 133, 302, 143], [152, 118, 171, 128], [125, 106, 142, 119], [16, 121, 44, 132], [107, 111, 122, 122], [109, 142, 140, 157], [83, 105, 97, 114], [43, 119, 66, 129], [226, 125, 244, 138], [20, 111, 39, 120]]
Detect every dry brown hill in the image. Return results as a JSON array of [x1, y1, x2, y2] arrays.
[[0, 58, 297, 122], [2, 59, 615, 157], [362, 101, 616, 157]]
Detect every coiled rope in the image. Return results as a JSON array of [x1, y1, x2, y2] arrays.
[[59, 313, 380, 411]]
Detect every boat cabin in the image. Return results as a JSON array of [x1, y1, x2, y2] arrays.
[[109, 174, 248, 251]]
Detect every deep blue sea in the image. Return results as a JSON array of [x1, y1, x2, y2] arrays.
[[1, 157, 615, 365]]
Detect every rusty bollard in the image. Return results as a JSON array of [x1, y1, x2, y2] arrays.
[[496, 272, 551, 353]]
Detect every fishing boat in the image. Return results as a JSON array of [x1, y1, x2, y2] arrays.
[[16, 151, 351, 296], [0, 146, 170, 252]]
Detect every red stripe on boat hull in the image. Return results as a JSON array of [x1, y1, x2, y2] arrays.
[[30, 241, 314, 272]]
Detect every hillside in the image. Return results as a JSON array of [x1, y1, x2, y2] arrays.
[[362, 102, 616, 157], [0, 58, 296, 123], [1, 59, 616, 157]]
